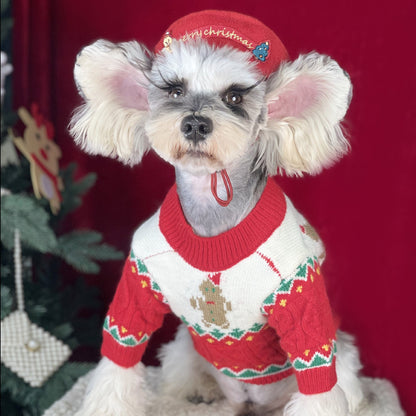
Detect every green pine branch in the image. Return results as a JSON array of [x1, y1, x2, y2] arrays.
[[1, 176, 122, 273], [54, 230, 123, 274], [56, 163, 97, 218], [1, 362, 96, 416], [1, 283, 13, 319], [1, 194, 58, 252], [1, 158, 32, 192]]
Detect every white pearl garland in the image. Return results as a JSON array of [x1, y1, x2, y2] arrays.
[[14, 228, 25, 312]]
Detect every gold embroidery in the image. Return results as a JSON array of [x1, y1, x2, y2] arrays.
[[179, 26, 255, 50]]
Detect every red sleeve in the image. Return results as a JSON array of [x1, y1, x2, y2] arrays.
[[262, 257, 338, 395], [101, 253, 170, 368]]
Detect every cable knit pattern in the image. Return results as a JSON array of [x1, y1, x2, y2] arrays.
[[101, 178, 337, 394]]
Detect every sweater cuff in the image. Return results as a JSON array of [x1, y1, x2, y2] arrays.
[[295, 359, 337, 395], [101, 331, 147, 368]]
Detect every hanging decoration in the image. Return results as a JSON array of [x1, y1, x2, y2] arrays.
[[12, 104, 64, 214], [1, 51, 19, 167], [0, 190, 71, 387]]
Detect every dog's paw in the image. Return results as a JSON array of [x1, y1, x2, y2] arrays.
[[74, 398, 146, 416], [186, 373, 224, 405], [74, 358, 147, 416], [73, 393, 146, 416], [284, 385, 349, 416]]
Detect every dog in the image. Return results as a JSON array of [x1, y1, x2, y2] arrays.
[[70, 10, 403, 416]]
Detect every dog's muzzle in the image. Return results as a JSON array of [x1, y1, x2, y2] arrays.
[[181, 115, 213, 144]]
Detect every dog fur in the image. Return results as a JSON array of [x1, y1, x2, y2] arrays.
[[70, 36, 402, 416]]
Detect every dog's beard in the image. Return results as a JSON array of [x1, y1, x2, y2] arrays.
[[145, 113, 251, 175]]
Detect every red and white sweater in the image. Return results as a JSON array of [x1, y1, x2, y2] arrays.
[[101, 178, 338, 395]]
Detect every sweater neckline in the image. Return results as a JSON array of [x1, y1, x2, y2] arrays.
[[159, 178, 287, 272]]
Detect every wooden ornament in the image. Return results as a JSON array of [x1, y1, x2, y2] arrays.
[[12, 104, 64, 214]]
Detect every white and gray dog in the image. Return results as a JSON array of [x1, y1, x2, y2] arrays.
[[70, 10, 403, 416]]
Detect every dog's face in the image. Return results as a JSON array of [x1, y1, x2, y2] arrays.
[[145, 40, 266, 175], [70, 38, 352, 177]]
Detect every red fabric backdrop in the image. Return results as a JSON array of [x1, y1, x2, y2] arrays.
[[13, 0, 415, 413]]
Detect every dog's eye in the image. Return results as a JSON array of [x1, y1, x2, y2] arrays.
[[168, 87, 184, 99], [223, 91, 243, 105]]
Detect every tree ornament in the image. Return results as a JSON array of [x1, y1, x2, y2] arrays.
[[1, 309, 72, 387], [1, 51, 13, 103], [12, 104, 64, 214], [0, 203, 71, 387], [0, 51, 20, 167], [1, 134, 20, 167]]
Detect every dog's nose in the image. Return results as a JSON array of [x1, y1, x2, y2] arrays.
[[181, 115, 213, 144]]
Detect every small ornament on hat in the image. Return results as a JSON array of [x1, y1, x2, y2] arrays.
[[163, 32, 173, 52], [253, 41, 270, 62], [11, 104, 64, 214]]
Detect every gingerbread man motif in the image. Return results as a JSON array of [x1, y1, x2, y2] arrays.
[[13, 105, 64, 214], [190, 277, 232, 329], [300, 223, 326, 261]]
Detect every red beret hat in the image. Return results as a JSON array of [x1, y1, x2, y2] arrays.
[[154, 10, 289, 76]]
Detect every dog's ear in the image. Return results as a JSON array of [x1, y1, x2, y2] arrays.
[[69, 40, 152, 165], [257, 52, 352, 176]]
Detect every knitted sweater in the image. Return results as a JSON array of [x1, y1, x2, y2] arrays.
[[101, 178, 338, 395]]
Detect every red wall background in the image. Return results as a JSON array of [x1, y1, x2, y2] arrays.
[[13, 0, 415, 414]]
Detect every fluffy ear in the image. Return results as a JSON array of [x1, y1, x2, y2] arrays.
[[257, 52, 352, 176], [69, 40, 152, 165]]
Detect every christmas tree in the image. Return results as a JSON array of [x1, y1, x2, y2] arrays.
[[1, 2, 123, 414]]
